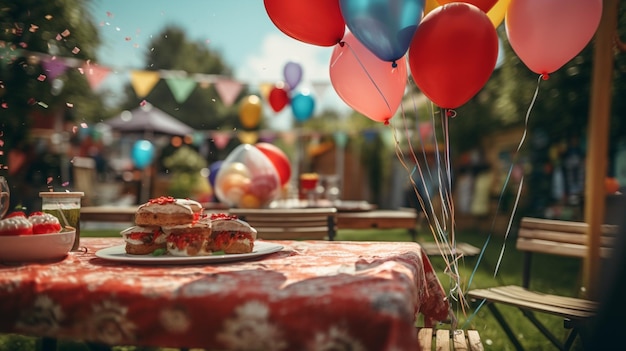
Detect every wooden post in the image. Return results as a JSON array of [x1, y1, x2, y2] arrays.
[[583, 0, 619, 299]]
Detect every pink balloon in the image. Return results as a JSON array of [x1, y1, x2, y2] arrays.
[[329, 32, 407, 124], [505, 0, 602, 76]]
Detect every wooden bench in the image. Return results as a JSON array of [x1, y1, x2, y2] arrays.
[[417, 327, 484, 351], [466, 217, 617, 351], [228, 207, 337, 240], [419, 241, 481, 258]]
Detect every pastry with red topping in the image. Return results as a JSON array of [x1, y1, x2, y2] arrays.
[[209, 213, 257, 254], [28, 211, 62, 234], [163, 218, 212, 256], [0, 211, 34, 236], [120, 225, 168, 255], [135, 196, 203, 227]]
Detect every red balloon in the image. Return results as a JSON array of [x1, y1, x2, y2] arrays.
[[408, 3, 498, 109], [255, 142, 292, 187], [264, 0, 345, 47], [437, 0, 497, 13], [268, 85, 290, 112]]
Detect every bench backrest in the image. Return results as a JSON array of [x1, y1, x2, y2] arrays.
[[228, 207, 337, 241], [517, 217, 617, 288], [517, 217, 616, 259]]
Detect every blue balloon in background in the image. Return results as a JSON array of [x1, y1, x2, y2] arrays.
[[291, 91, 316, 122], [340, 0, 425, 63], [208, 160, 223, 188], [131, 140, 155, 170]]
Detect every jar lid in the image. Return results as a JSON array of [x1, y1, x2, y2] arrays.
[[39, 191, 85, 198]]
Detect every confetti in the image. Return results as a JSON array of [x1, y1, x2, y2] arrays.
[[80, 122, 88, 128], [66, 102, 73, 108], [107, 11, 113, 17], [140, 100, 147, 106], [62, 181, 70, 187], [61, 29, 70, 37], [46, 177, 53, 185], [125, 37, 131, 41], [77, 67, 84, 74], [1, 103, 7, 109], [45, 15, 53, 20], [71, 47, 80, 54], [37, 101, 49, 108], [37, 74, 46, 82], [19, 42, 27, 48], [72, 126, 78, 133], [29, 24, 39, 33], [56, 34, 62, 41]]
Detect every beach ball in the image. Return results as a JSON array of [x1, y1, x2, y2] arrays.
[[214, 144, 281, 208]]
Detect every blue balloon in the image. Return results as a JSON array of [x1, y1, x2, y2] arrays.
[[131, 140, 155, 170], [291, 91, 316, 122], [208, 160, 223, 188], [340, 0, 425, 63]]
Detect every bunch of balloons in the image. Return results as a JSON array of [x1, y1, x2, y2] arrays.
[[267, 61, 317, 123], [212, 143, 291, 208], [265, 0, 603, 118]]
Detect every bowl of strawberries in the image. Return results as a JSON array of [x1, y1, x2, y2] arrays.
[[0, 211, 75, 262]]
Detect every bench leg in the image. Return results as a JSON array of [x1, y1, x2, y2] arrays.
[[521, 309, 572, 351], [486, 303, 525, 351]]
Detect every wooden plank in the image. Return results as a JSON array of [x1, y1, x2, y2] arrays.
[[435, 329, 449, 351], [420, 242, 481, 257], [516, 238, 613, 258], [452, 330, 468, 351], [518, 228, 614, 246], [466, 330, 484, 351], [417, 328, 432, 351]]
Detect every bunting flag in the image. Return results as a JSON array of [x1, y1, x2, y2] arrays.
[[211, 131, 232, 149], [237, 131, 259, 144], [214, 78, 244, 107], [165, 77, 197, 104], [130, 70, 161, 98], [311, 81, 330, 100], [42, 57, 69, 80], [81, 62, 111, 90]]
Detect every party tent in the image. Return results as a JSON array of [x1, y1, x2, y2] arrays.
[[105, 103, 194, 136]]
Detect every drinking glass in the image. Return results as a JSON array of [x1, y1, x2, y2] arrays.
[[0, 176, 9, 219], [39, 191, 84, 251], [299, 173, 319, 207]]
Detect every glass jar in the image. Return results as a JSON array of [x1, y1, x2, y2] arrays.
[[39, 192, 84, 251]]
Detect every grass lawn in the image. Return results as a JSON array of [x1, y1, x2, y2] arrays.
[[1, 227, 588, 350]]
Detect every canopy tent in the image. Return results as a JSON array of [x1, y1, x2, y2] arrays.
[[105, 103, 194, 136]]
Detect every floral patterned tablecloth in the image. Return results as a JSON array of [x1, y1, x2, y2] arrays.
[[0, 238, 449, 350]]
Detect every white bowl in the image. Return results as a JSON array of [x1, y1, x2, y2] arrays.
[[0, 229, 75, 262]]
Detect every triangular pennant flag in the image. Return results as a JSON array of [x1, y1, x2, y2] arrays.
[[237, 131, 259, 144], [214, 78, 243, 107], [42, 57, 69, 80], [130, 70, 161, 98], [258, 82, 273, 100], [211, 131, 231, 150], [81, 62, 111, 90], [280, 131, 298, 146], [165, 77, 197, 104], [311, 81, 330, 100]]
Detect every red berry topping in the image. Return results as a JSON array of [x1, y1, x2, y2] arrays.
[[210, 213, 237, 220]]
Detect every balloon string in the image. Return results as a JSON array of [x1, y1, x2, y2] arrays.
[[464, 74, 544, 329], [393, 93, 466, 314], [339, 41, 394, 118]]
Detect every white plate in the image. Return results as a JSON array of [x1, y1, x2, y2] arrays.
[[0, 230, 75, 263], [95, 241, 284, 265]]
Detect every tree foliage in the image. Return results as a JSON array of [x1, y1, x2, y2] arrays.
[[0, 0, 104, 153]]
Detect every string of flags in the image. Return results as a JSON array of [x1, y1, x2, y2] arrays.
[[0, 40, 333, 107]]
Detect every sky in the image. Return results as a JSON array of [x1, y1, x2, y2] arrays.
[[91, 0, 351, 118]]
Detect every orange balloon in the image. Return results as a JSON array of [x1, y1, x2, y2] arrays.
[[239, 95, 262, 129], [239, 193, 261, 208]]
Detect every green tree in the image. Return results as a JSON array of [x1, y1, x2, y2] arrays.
[[0, 0, 105, 154]]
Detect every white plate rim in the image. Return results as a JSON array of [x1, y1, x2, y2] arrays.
[[95, 241, 284, 265]]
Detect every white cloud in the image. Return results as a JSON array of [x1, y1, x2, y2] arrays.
[[236, 33, 352, 117], [236, 33, 332, 86]]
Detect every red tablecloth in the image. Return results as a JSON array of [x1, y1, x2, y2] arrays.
[[0, 238, 449, 350]]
